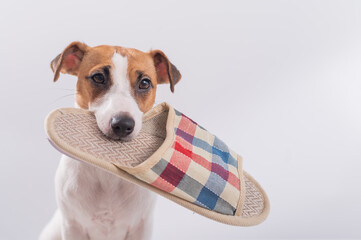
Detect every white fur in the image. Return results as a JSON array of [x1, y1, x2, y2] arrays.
[[90, 53, 143, 141], [40, 52, 156, 240]]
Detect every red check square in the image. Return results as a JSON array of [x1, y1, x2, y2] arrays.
[[159, 162, 186, 188], [169, 149, 192, 173], [178, 116, 197, 135]]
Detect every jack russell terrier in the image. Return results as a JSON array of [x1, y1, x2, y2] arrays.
[[39, 42, 181, 240]]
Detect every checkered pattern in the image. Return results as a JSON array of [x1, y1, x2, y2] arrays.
[[135, 109, 241, 215]]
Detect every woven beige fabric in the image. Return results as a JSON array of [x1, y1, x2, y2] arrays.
[[242, 176, 264, 217], [54, 111, 168, 167]]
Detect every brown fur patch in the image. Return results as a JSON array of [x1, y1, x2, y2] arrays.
[[75, 45, 115, 109]]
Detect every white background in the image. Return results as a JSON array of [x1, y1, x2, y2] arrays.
[[0, 0, 360, 239]]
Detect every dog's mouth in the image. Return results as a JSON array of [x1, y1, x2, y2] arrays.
[[102, 131, 137, 141]]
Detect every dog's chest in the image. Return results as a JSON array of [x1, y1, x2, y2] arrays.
[[56, 156, 155, 237]]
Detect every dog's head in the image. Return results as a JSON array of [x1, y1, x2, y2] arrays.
[[51, 42, 181, 140]]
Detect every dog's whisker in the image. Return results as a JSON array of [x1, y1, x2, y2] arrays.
[[51, 93, 76, 104], [52, 88, 77, 92]]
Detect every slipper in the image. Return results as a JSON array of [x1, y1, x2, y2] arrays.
[[45, 102, 270, 226]]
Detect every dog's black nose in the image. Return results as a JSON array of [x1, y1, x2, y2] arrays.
[[111, 115, 135, 138]]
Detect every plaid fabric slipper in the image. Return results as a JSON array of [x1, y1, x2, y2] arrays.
[[45, 102, 270, 226]]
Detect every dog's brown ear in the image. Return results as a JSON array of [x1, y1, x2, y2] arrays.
[[51, 42, 89, 82], [149, 50, 181, 92]]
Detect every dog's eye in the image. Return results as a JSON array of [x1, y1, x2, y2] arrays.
[[139, 78, 151, 90], [91, 73, 105, 84]]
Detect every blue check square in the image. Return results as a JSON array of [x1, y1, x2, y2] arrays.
[[196, 186, 219, 210]]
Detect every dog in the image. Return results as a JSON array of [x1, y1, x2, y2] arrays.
[[39, 42, 181, 240]]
